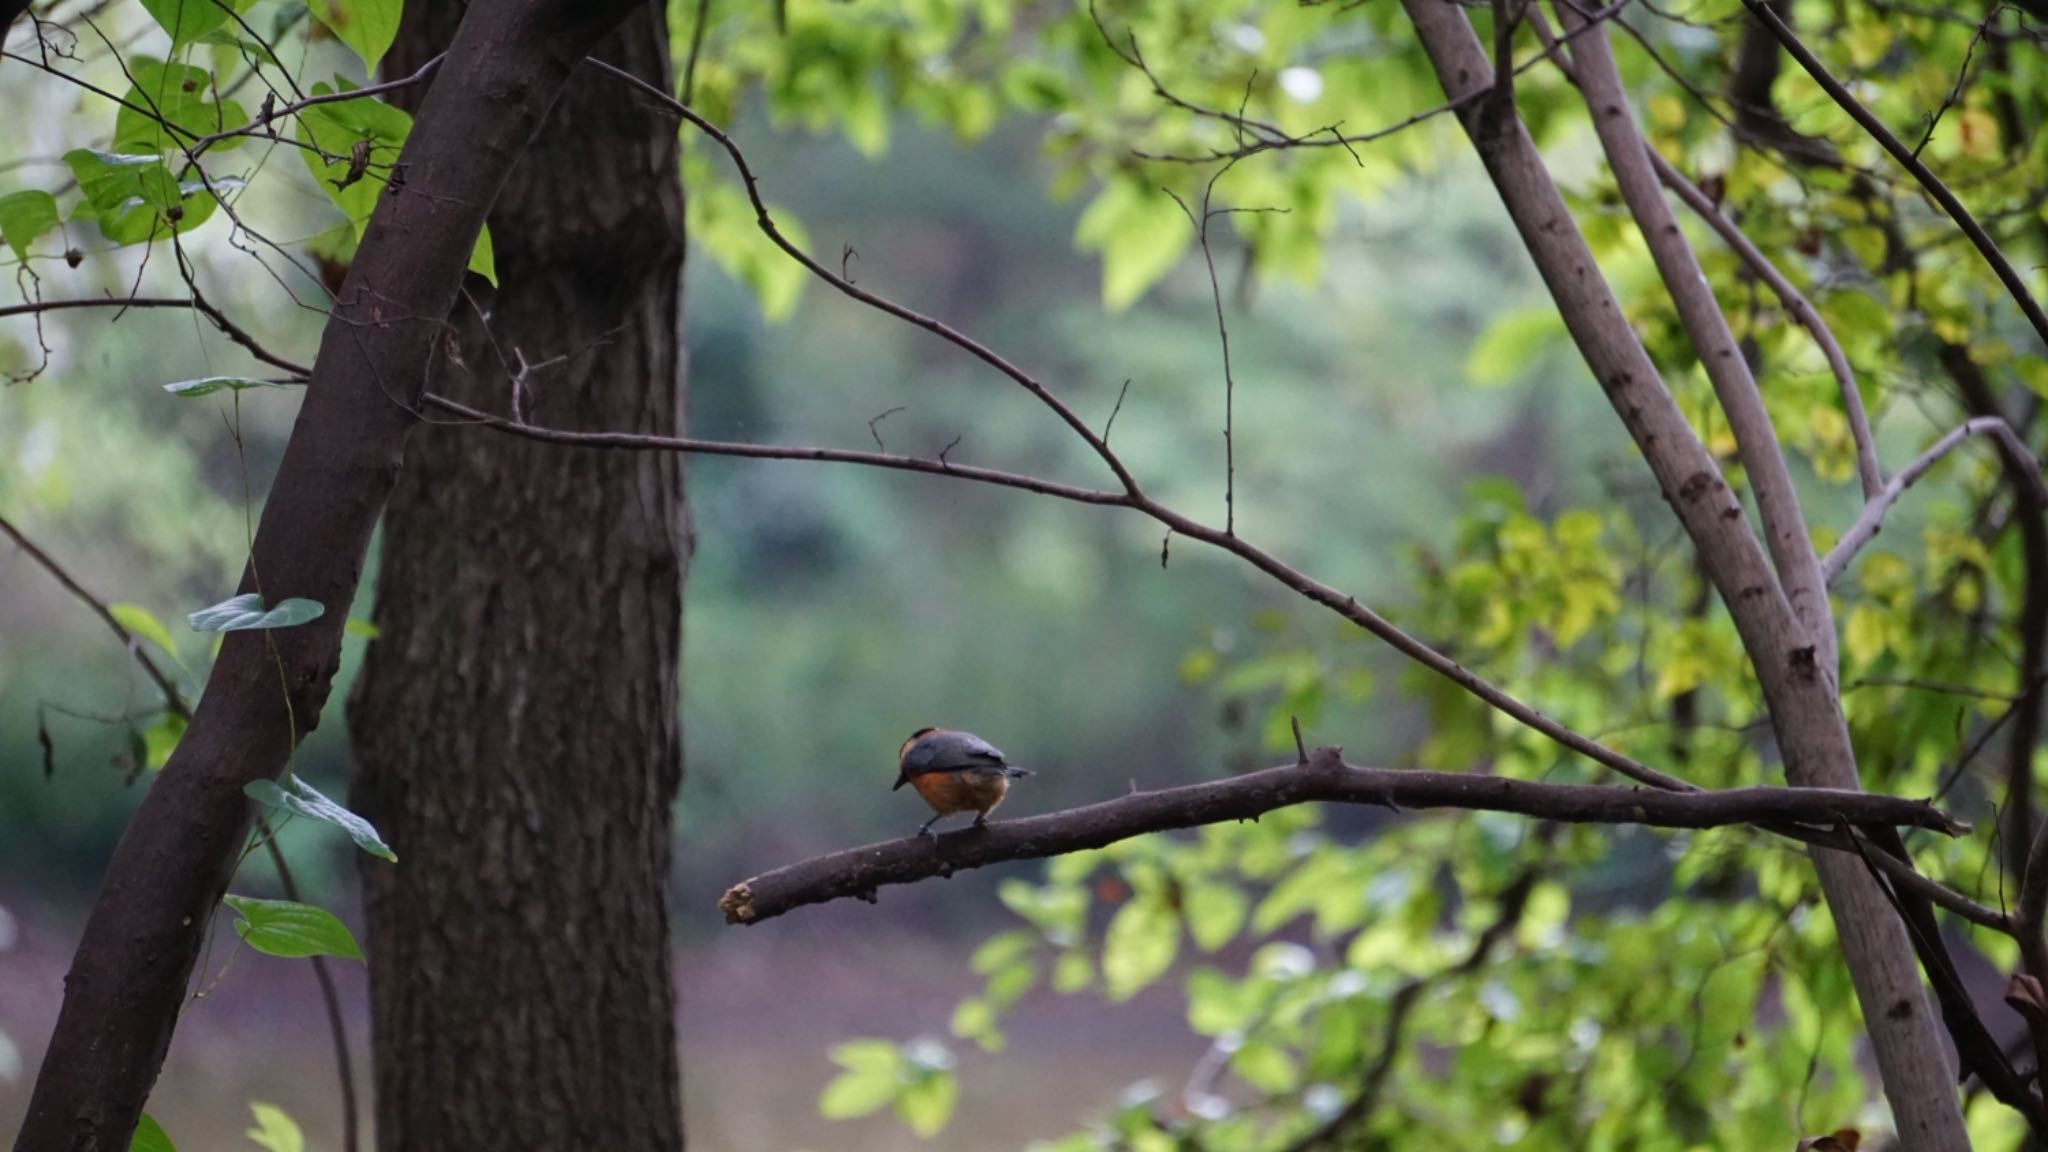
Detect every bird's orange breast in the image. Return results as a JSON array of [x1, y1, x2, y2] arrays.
[[910, 770, 1010, 816]]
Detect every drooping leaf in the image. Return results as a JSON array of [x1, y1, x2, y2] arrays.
[[108, 602, 182, 666], [187, 593, 325, 633], [894, 1070, 958, 1137], [223, 896, 364, 961], [244, 773, 398, 861], [306, 0, 403, 73], [0, 190, 60, 261]]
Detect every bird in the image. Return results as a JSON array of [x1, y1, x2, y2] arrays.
[[893, 727, 1033, 841]]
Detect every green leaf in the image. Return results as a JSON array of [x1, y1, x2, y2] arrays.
[[64, 149, 182, 246], [0, 190, 60, 261], [223, 896, 365, 961], [971, 928, 1038, 974], [142, 711, 187, 770], [895, 1070, 958, 1137], [109, 602, 182, 666], [1465, 307, 1564, 387], [130, 1114, 177, 1152], [1231, 1041, 1300, 1094], [469, 224, 497, 286], [113, 59, 248, 157], [188, 593, 325, 632], [244, 1103, 304, 1152], [1075, 177, 1190, 312], [245, 773, 398, 861], [344, 617, 382, 639], [164, 376, 291, 398], [1102, 893, 1179, 1001], [819, 1041, 904, 1118], [138, 0, 234, 47], [307, 0, 403, 73], [1183, 882, 1247, 952]]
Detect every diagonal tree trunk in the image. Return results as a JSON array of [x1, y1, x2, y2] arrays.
[[342, 4, 689, 1148], [1395, 3, 1969, 1145]]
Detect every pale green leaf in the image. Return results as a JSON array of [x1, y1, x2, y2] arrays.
[[895, 1070, 957, 1136], [1102, 894, 1179, 1001], [164, 377, 291, 398], [245, 773, 398, 861], [244, 1102, 304, 1152], [109, 603, 182, 666], [188, 593, 325, 632]]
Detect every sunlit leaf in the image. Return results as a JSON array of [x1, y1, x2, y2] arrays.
[[244, 1102, 304, 1152]]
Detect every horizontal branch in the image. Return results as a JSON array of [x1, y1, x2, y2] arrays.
[[420, 393, 1128, 505], [717, 747, 1965, 925], [1824, 416, 2048, 583]]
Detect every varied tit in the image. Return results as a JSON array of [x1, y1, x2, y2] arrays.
[[894, 727, 1033, 841]]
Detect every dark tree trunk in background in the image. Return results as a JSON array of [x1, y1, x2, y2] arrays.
[[345, 3, 689, 1148]]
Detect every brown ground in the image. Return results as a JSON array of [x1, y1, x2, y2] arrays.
[[0, 898, 1195, 1151]]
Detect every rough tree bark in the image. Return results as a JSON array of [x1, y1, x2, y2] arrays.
[[12, 2, 647, 1147], [343, 4, 688, 1149]]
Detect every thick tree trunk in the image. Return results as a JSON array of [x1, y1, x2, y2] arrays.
[[13, 4, 644, 1147], [343, 5, 688, 1150]]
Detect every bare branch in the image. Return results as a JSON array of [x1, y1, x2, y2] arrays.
[[1740, 0, 2048, 351], [1824, 416, 2048, 584], [717, 747, 1965, 925], [583, 58, 1701, 796], [420, 392, 1129, 506]]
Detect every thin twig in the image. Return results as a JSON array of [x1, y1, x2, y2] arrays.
[[0, 509, 360, 1151], [582, 55, 1705, 796], [1741, 0, 2048, 351], [1824, 416, 2047, 584]]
